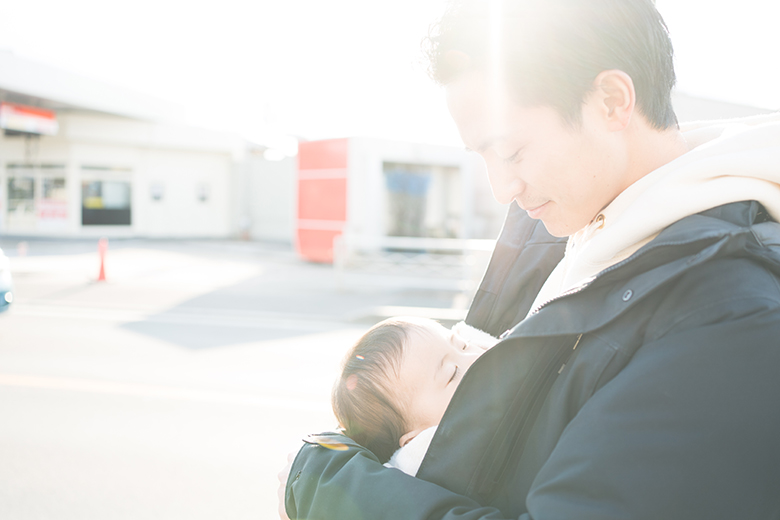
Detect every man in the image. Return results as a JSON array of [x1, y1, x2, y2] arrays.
[[281, 0, 780, 518]]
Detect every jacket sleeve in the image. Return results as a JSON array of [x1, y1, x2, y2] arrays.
[[286, 438, 508, 520]]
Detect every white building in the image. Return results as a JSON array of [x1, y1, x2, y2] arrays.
[[0, 51, 245, 239]]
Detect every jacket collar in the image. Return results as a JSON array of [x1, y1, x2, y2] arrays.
[[507, 201, 780, 339]]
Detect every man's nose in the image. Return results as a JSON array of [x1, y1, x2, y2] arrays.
[[487, 163, 525, 205]]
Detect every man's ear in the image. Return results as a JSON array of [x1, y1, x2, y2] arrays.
[[399, 429, 423, 448], [591, 69, 636, 131]]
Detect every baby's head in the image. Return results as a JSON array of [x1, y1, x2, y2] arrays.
[[332, 316, 485, 462]]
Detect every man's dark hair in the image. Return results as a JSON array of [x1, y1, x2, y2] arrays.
[[424, 0, 678, 129], [332, 318, 427, 463]]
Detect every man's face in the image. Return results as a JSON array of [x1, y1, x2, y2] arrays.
[[446, 71, 629, 237]]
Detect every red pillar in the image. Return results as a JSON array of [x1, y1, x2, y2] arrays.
[[296, 139, 349, 263]]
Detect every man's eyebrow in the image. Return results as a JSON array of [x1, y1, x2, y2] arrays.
[[467, 135, 506, 154]]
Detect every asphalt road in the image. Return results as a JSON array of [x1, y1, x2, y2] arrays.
[[0, 238, 469, 519]]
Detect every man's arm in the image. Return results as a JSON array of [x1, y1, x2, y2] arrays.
[[286, 436, 507, 520]]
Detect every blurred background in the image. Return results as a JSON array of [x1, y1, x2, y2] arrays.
[[0, 0, 778, 518]]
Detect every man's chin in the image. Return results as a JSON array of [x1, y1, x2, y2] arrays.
[[537, 218, 575, 238]]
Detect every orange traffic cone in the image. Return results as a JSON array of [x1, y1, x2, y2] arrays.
[[97, 238, 108, 282]]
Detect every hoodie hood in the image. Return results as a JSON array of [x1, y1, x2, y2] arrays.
[[530, 112, 780, 310]]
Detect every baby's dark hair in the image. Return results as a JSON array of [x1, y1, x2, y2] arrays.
[[332, 318, 428, 463]]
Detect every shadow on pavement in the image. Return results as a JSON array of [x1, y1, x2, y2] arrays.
[[119, 262, 466, 350]]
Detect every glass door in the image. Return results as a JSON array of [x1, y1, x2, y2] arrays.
[[5, 164, 68, 232]]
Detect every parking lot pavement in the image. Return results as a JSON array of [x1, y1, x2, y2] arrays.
[[2, 237, 469, 319], [0, 238, 474, 519]]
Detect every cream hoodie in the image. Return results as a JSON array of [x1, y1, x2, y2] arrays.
[[529, 112, 780, 314]]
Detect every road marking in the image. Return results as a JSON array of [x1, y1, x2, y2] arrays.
[[0, 373, 330, 413]]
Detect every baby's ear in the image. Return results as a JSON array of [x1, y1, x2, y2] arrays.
[[399, 429, 422, 448]]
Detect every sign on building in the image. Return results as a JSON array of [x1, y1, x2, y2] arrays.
[[0, 102, 59, 136]]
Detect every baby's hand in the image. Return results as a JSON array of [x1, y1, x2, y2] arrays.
[[452, 321, 500, 350]]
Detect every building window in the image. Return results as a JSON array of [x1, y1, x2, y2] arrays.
[[81, 180, 132, 226], [7, 176, 35, 216], [196, 182, 210, 203], [149, 182, 164, 202], [383, 162, 462, 238], [5, 163, 67, 231]]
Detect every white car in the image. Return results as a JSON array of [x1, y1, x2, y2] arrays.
[[0, 248, 13, 312]]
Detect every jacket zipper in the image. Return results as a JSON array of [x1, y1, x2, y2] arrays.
[[528, 282, 591, 316], [472, 333, 583, 500]]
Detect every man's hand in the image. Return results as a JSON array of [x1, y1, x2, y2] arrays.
[[277, 450, 297, 520]]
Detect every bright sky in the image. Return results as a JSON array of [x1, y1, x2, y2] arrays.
[[0, 0, 778, 148]]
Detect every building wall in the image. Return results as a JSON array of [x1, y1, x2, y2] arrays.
[[0, 113, 238, 238], [235, 154, 296, 243], [130, 147, 232, 237]]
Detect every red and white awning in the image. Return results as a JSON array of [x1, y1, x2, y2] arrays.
[[0, 102, 58, 135]]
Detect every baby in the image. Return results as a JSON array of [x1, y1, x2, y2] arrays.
[[332, 317, 499, 476]]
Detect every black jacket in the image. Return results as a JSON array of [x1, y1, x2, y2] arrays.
[[286, 201, 780, 520]]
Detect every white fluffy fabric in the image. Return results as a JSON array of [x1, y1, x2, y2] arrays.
[[384, 426, 438, 476], [452, 321, 501, 349]]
